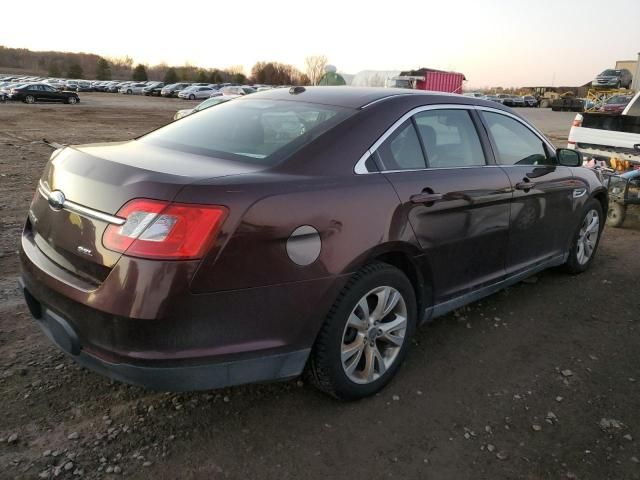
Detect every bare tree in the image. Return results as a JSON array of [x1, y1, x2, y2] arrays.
[[226, 65, 245, 76], [304, 55, 328, 86]]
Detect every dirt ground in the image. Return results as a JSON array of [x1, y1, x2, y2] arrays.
[[1, 94, 639, 480]]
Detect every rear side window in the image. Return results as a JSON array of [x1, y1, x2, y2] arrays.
[[413, 110, 485, 168], [140, 99, 351, 165], [481, 112, 550, 165], [375, 120, 426, 171]]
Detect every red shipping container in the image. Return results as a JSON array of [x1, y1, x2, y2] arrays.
[[396, 68, 466, 94], [416, 71, 465, 94]]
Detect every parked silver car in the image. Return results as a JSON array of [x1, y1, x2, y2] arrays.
[[178, 85, 219, 100], [592, 69, 633, 89], [119, 82, 148, 95]]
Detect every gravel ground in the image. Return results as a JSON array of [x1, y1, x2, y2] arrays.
[[0, 94, 639, 480]]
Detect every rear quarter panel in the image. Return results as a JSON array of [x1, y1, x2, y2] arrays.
[[176, 173, 413, 293]]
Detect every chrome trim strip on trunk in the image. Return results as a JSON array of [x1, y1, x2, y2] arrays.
[[38, 180, 126, 226]]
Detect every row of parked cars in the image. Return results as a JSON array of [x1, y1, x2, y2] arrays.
[[0, 73, 277, 104], [463, 92, 539, 107], [0, 74, 275, 103]]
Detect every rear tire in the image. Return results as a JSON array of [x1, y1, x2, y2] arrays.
[[564, 199, 603, 274], [606, 203, 626, 228], [307, 262, 417, 400]]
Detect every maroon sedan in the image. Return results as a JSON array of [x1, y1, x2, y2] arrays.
[[601, 95, 632, 114], [20, 87, 607, 400]]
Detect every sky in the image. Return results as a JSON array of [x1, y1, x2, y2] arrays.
[[1, 0, 639, 88]]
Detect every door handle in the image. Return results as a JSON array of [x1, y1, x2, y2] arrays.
[[515, 178, 536, 191], [410, 192, 444, 204]]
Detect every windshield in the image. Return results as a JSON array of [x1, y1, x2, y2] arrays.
[[601, 70, 619, 76], [140, 98, 352, 165], [607, 96, 630, 104]]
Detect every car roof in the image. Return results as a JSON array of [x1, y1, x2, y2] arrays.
[[250, 86, 465, 109]]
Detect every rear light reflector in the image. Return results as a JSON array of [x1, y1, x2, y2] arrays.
[[572, 114, 583, 128], [103, 199, 227, 260]]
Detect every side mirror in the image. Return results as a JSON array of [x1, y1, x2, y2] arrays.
[[556, 148, 582, 167]]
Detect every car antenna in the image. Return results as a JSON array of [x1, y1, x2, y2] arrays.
[[289, 86, 306, 95], [42, 138, 65, 150]]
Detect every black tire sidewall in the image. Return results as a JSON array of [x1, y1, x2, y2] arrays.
[[606, 203, 626, 228], [315, 264, 417, 400], [565, 199, 604, 273]]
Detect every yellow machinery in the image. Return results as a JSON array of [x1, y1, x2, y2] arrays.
[[584, 88, 635, 112]]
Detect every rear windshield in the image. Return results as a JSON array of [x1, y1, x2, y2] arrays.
[[139, 98, 352, 165]]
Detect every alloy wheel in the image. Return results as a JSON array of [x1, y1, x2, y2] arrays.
[[341, 286, 407, 384], [25, 95, 35, 104], [576, 209, 600, 265]]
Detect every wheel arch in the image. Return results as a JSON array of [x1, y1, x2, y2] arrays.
[[345, 242, 433, 325], [591, 188, 608, 218]]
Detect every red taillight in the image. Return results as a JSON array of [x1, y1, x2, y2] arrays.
[[572, 114, 583, 128], [103, 199, 227, 260]]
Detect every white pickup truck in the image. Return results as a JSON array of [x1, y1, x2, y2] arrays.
[[568, 91, 640, 227], [568, 91, 640, 164]]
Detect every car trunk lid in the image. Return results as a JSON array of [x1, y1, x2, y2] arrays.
[[28, 140, 260, 283]]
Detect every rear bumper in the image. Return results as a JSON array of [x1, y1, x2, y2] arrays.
[[19, 229, 347, 390], [20, 280, 309, 391]]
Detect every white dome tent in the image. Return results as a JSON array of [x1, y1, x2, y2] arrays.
[[349, 70, 401, 87]]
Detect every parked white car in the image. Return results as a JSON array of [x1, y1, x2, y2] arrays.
[[119, 82, 148, 95], [178, 85, 218, 100], [220, 85, 257, 96]]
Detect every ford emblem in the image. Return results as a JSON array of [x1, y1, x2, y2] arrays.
[[48, 190, 66, 211]]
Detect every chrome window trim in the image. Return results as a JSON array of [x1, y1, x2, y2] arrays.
[[474, 106, 558, 156], [353, 104, 556, 174], [360, 93, 419, 109], [38, 180, 126, 226]]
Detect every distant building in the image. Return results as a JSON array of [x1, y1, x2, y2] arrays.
[[350, 70, 401, 87], [615, 58, 638, 76], [624, 53, 640, 90]]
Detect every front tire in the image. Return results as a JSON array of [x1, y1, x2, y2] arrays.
[[24, 95, 35, 104], [564, 199, 603, 273], [189, 94, 195, 100], [606, 203, 626, 228], [307, 262, 417, 400], [66, 96, 78, 105]]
